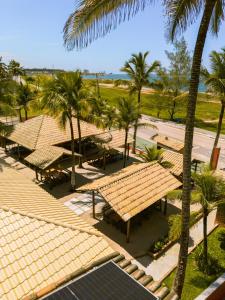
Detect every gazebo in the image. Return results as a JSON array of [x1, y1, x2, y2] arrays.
[[89, 129, 134, 169], [79, 161, 182, 242], [25, 145, 81, 181], [4, 114, 103, 153], [3, 115, 134, 171]]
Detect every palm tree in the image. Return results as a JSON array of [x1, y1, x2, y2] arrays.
[[168, 166, 225, 272], [116, 97, 139, 168], [192, 167, 225, 269], [0, 57, 8, 80], [15, 82, 35, 121], [40, 71, 86, 189], [164, 1, 225, 295], [8, 60, 25, 78], [63, 0, 225, 296], [121, 52, 160, 153], [202, 49, 225, 167], [138, 145, 173, 168]]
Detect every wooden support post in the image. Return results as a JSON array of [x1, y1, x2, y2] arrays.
[[17, 144, 20, 159], [164, 197, 167, 215], [159, 199, 162, 211], [126, 219, 131, 243], [103, 151, 106, 170], [195, 160, 198, 172], [92, 190, 96, 219], [127, 144, 130, 160]]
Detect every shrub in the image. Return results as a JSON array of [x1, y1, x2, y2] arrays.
[[150, 235, 169, 253], [168, 214, 181, 242], [194, 246, 223, 275], [217, 228, 225, 250]]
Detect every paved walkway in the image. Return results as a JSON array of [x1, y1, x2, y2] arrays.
[[134, 210, 217, 282], [64, 193, 104, 215]]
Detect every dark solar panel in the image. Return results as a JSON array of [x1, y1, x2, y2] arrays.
[[43, 262, 158, 300]]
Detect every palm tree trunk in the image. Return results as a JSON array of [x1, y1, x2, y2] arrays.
[[170, 99, 176, 121], [203, 207, 208, 268], [123, 128, 128, 168], [77, 115, 83, 168], [96, 73, 100, 99], [18, 109, 22, 122], [132, 89, 141, 154], [210, 103, 225, 166], [24, 108, 28, 120], [69, 118, 76, 190], [173, 1, 216, 297]]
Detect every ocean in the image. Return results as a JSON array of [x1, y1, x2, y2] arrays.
[[83, 73, 206, 92]]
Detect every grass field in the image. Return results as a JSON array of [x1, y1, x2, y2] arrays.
[[25, 83, 224, 134], [164, 227, 225, 300], [99, 86, 223, 134]]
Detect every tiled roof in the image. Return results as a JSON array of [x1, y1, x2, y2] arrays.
[[7, 115, 103, 150], [153, 135, 184, 152], [0, 206, 115, 300], [0, 162, 116, 299], [92, 129, 133, 149], [0, 162, 95, 231], [25, 146, 80, 170], [162, 150, 183, 177], [80, 162, 182, 221]]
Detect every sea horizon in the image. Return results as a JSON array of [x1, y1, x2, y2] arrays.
[[83, 73, 206, 92]]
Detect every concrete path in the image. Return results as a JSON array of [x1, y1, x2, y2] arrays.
[[134, 210, 217, 282], [64, 192, 104, 215]]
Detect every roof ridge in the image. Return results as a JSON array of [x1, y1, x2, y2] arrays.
[[0, 205, 103, 238], [99, 162, 158, 191], [33, 115, 45, 149]]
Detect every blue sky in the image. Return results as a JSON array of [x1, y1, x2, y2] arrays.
[[1, 0, 225, 72]]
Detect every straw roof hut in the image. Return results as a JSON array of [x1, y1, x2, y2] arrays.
[[6, 115, 103, 150], [80, 161, 182, 242], [25, 145, 81, 170], [91, 129, 133, 149]]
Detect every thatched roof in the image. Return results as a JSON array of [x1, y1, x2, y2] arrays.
[[153, 134, 184, 153], [7, 115, 103, 150], [91, 129, 133, 149], [25, 145, 81, 170], [162, 150, 183, 177], [80, 162, 182, 222]]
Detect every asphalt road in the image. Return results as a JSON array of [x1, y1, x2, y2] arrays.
[[135, 115, 225, 169]]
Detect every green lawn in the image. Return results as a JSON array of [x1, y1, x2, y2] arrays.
[[99, 86, 224, 134], [25, 85, 224, 134], [164, 227, 225, 300]]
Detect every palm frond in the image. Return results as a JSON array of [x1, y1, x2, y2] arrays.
[[167, 189, 182, 201], [210, 0, 225, 35], [161, 160, 174, 169], [164, 0, 204, 41], [138, 145, 163, 162], [64, 0, 153, 50]]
